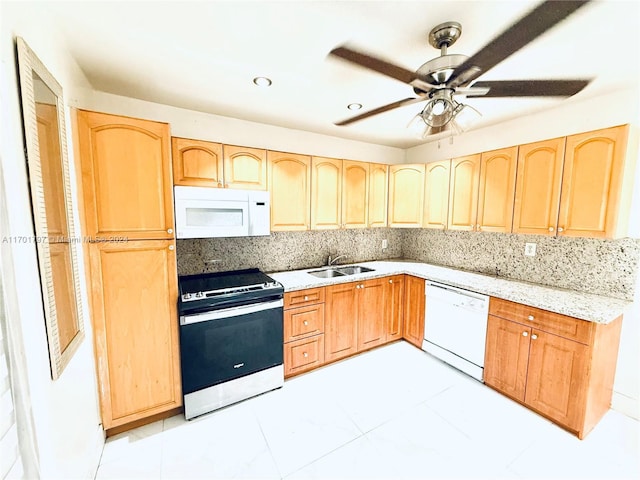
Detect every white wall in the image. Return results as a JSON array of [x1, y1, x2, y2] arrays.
[[85, 91, 406, 164], [406, 87, 640, 419], [0, 3, 103, 478]]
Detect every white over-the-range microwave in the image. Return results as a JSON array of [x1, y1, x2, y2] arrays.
[[174, 186, 270, 239]]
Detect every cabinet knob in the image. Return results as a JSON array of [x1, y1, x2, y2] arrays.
[[303, 321, 309, 326], [522, 331, 528, 337], [168, 245, 174, 251], [531, 334, 538, 340], [304, 295, 309, 301], [528, 315, 534, 321], [217, 182, 222, 187], [477, 224, 481, 231], [548, 227, 554, 232], [167, 228, 173, 234], [303, 352, 308, 358], [389, 279, 393, 284], [558, 227, 564, 233]]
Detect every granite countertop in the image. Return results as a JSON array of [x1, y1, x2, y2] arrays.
[[268, 260, 633, 325]]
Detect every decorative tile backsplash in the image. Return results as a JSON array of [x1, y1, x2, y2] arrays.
[[177, 229, 403, 275], [177, 228, 639, 301], [402, 230, 640, 301]]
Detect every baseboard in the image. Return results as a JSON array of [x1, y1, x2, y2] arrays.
[[611, 391, 639, 420]]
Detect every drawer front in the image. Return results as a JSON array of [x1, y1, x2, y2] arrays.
[[284, 287, 325, 308], [284, 335, 325, 377], [284, 304, 325, 342], [489, 297, 593, 345]]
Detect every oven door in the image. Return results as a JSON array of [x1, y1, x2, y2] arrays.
[[179, 299, 283, 395]]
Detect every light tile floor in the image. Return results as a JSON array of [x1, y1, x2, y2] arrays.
[[95, 342, 639, 479]]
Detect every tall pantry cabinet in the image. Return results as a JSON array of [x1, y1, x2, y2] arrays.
[[77, 110, 181, 431]]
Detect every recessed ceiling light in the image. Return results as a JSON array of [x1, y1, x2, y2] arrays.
[[253, 76, 272, 87], [347, 103, 363, 110]]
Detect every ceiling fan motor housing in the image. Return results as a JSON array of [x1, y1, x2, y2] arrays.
[[415, 54, 468, 89]]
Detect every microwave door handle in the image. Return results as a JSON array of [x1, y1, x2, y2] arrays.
[[180, 299, 283, 326]]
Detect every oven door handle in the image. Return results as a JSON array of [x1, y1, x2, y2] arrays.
[[180, 299, 283, 326]]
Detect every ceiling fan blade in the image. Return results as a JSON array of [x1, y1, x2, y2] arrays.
[[335, 97, 424, 126], [330, 46, 416, 85], [447, 0, 592, 87], [465, 79, 590, 97]]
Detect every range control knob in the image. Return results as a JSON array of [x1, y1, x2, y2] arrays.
[[183, 293, 192, 300], [195, 292, 204, 298]]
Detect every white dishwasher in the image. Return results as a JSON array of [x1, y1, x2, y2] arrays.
[[422, 281, 489, 382]]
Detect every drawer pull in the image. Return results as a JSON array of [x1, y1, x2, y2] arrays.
[[531, 334, 538, 340], [303, 352, 308, 358], [304, 296, 309, 301], [528, 315, 534, 321], [303, 321, 309, 326], [522, 331, 528, 337]]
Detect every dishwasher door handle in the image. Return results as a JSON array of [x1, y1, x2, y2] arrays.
[[426, 281, 488, 303], [180, 299, 283, 326]]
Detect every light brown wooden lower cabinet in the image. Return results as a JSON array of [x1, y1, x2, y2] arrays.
[[484, 297, 622, 439], [89, 240, 182, 430], [403, 275, 425, 347]]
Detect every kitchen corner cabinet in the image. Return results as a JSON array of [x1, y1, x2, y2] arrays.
[[311, 157, 342, 230], [403, 275, 425, 348], [476, 146, 518, 233], [77, 110, 174, 240], [89, 240, 182, 429], [268, 151, 311, 231], [423, 160, 451, 229], [447, 154, 481, 231], [512, 137, 566, 235], [223, 145, 268, 190], [172, 137, 223, 188], [558, 125, 634, 238], [385, 275, 405, 342], [342, 161, 369, 228], [368, 164, 389, 228], [484, 297, 623, 439], [388, 164, 425, 227]]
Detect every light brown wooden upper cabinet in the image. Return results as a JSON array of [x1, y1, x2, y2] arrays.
[[388, 164, 425, 227], [342, 160, 369, 228], [311, 157, 342, 230], [172, 137, 223, 188], [558, 125, 634, 238], [368, 163, 389, 228], [173, 139, 267, 190], [77, 110, 174, 240], [512, 137, 566, 236], [268, 151, 311, 231], [476, 146, 518, 233], [223, 145, 268, 190], [423, 160, 451, 229], [447, 154, 481, 231]]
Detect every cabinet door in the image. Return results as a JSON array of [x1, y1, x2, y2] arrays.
[[357, 278, 386, 351], [223, 145, 267, 190], [368, 163, 388, 228], [268, 151, 311, 231], [388, 164, 425, 227], [342, 160, 369, 228], [448, 154, 481, 231], [403, 275, 425, 348], [512, 138, 565, 235], [172, 137, 223, 188], [484, 315, 530, 402], [558, 126, 629, 238], [525, 330, 589, 431], [78, 110, 174, 239], [311, 157, 342, 229], [476, 147, 518, 233], [89, 240, 181, 429], [385, 275, 405, 342], [325, 282, 359, 362], [423, 160, 450, 229]]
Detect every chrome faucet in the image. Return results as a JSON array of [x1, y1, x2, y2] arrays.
[[327, 254, 348, 266]]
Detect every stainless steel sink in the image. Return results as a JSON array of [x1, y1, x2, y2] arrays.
[[307, 265, 375, 278], [308, 269, 347, 278], [334, 265, 375, 275]]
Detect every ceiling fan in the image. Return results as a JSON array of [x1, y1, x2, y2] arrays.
[[329, 0, 592, 137]]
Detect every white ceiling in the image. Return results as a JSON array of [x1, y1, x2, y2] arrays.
[[45, 0, 639, 148]]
